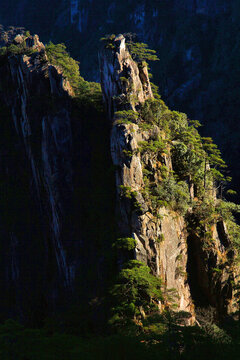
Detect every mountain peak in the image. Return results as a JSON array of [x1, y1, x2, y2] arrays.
[[99, 34, 153, 120]]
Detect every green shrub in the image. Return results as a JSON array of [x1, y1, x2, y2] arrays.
[[122, 149, 134, 157], [156, 234, 165, 243], [150, 82, 161, 100], [119, 186, 143, 212], [168, 111, 188, 137], [113, 237, 137, 251], [156, 177, 190, 214], [120, 76, 129, 83], [126, 42, 159, 64], [119, 185, 134, 199], [74, 79, 103, 112], [140, 98, 168, 126], [0, 47, 7, 57], [114, 110, 138, 124], [191, 199, 216, 223], [109, 260, 163, 327], [226, 189, 237, 196], [172, 141, 204, 184], [100, 34, 116, 49], [216, 200, 240, 220], [0, 42, 37, 59], [45, 42, 81, 89], [138, 139, 167, 155]]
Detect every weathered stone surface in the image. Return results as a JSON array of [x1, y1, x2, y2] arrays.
[[100, 39, 195, 319], [108, 120, 193, 319], [99, 34, 153, 120], [111, 118, 194, 320], [100, 34, 238, 323], [158, 209, 192, 312], [25, 34, 45, 51]]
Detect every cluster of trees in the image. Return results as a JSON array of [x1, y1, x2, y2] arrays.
[[109, 259, 163, 329], [45, 42, 103, 112], [45, 42, 81, 89], [101, 33, 159, 66]]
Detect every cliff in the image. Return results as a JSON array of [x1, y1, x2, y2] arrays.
[[0, 27, 239, 329], [0, 28, 118, 325], [99, 34, 239, 322], [0, 30, 78, 322]]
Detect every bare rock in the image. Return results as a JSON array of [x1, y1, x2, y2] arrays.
[[99, 34, 153, 120]]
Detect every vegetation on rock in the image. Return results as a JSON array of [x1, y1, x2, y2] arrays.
[[109, 39, 240, 344], [45, 42, 81, 89], [112, 237, 137, 251], [109, 260, 163, 328]]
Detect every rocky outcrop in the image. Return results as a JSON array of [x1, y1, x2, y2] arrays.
[[100, 36, 194, 318], [0, 29, 120, 324], [100, 35, 238, 321], [99, 34, 152, 120], [110, 119, 194, 320], [0, 24, 237, 327]]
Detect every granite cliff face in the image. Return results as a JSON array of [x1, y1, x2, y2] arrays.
[[100, 35, 238, 320], [99, 34, 153, 120], [0, 31, 78, 321]]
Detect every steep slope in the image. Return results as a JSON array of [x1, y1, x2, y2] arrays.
[[99, 34, 239, 322]]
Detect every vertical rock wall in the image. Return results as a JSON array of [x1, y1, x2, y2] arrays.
[[100, 35, 238, 320], [0, 35, 76, 321], [100, 35, 194, 318]]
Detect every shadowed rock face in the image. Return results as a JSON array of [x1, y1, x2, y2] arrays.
[[0, 33, 77, 322], [100, 35, 238, 321], [187, 220, 235, 316], [0, 29, 117, 325]]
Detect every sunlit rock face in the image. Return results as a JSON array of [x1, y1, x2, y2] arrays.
[[100, 35, 238, 322], [100, 35, 194, 320], [99, 34, 153, 120]]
